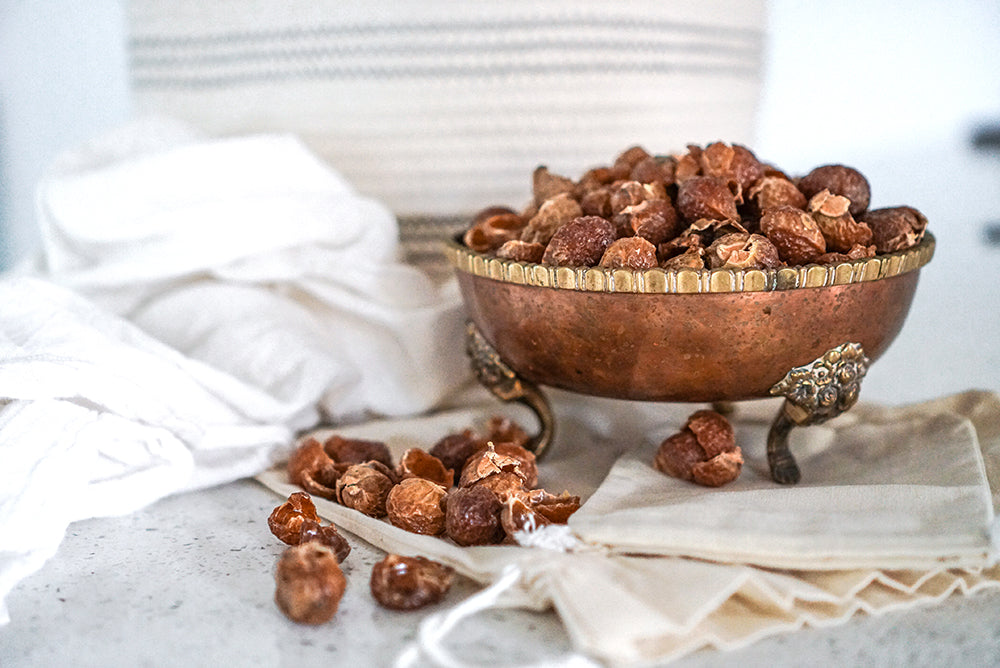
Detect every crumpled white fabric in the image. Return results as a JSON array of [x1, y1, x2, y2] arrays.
[[30, 116, 467, 424], [0, 118, 467, 624], [256, 390, 1000, 667]]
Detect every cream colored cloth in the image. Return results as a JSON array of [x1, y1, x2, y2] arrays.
[[257, 390, 1000, 666]]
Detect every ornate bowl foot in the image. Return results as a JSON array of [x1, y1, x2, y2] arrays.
[[767, 342, 870, 484], [465, 323, 555, 459]]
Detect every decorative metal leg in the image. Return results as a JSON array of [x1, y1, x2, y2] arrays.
[[767, 343, 870, 484], [465, 322, 555, 459]]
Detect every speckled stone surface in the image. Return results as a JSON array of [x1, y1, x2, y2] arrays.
[[2, 477, 999, 667]]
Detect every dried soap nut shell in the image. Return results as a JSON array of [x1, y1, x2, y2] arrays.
[[472, 205, 519, 224], [612, 199, 679, 245], [464, 441, 538, 489], [685, 410, 737, 458], [336, 463, 395, 517], [599, 237, 659, 270], [759, 206, 826, 265], [705, 232, 782, 270], [748, 175, 808, 213], [809, 190, 873, 253], [863, 206, 928, 253], [654, 409, 742, 487], [501, 496, 550, 539], [798, 164, 871, 217], [472, 471, 529, 503], [541, 215, 617, 267], [385, 478, 448, 535], [485, 416, 531, 450], [533, 166, 576, 205], [691, 448, 744, 487], [676, 175, 739, 222], [609, 181, 650, 215], [462, 212, 526, 253], [653, 430, 703, 481], [521, 193, 584, 245], [287, 438, 343, 500], [459, 442, 522, 487], [274, 543, 346, 625], [324, 435, 394, 469], [530, 490, 582, 524], [575, 166, 616, 196], [629, 155, 676, 186], [268, 492, 320, 545], [429, 429, 486, 474], [396, 448, 454, 488], [579, 186, 613, 218], [370, 554, 454, 611], [698, 142, 765, 202], [816, 243, 876, 264], [661, 246, 705, 269], [445, 485, 504, 546], [298, 519, 352, 563], [496, 240, 545, 263], [613, 145, 653, 173]]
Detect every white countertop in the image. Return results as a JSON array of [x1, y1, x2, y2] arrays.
[[3, 140, 1000, 667]]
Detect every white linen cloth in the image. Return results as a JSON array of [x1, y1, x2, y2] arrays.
[[256, 390, 1000, 666], [0, 119, 466, 624]]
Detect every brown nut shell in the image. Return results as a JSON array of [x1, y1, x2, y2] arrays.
[[287, 438, 345, 500], [496, 239, 545, 263], [462, 212, 525, 253], [599, 236, 660, 270], [676, 175, 739, 222], [521, 193, 584, 245], [370, 554, 454, 611], [863, 206, 928, 253], [541, 215, 617, 267], [385, 478, 448, 535], [653, 430, 705, 482], [654, 410, 742, 487], [268, 491, 320, 545], [445, 485, 504, 546], [705, 232, 782, 270], [691, 448, 744, 487], [472, 471, 529, 503], [532, 166, 576, 205], [429, 429, 486, 474], [759, 205, 826, 265], [274, 543, 346, 625], [685, 409, 737, 458], [501, 496, 551, 538], [336, 463, 395, 517], [748, 175, 808, 213], [324, 435, 394, 469], [809, 190, 873, 253], [484, 416, 531, 450], [297, 519, 351, 563], [396, 448, 454, 488], [798, 164, 871, 217]]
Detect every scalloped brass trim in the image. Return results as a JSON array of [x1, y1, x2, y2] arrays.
[[446, 232, 935, 294]]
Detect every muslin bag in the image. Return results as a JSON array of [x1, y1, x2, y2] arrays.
[[256, 390, 1000, 666]]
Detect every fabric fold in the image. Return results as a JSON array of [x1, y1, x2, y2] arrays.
[[255, 391, 1000, 666]]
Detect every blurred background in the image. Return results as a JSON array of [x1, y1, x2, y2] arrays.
[[2, 0, 998, 268]]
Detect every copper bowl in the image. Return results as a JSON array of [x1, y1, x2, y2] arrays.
[[446, 233, 935, 482]]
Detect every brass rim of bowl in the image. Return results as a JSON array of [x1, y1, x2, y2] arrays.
[[446, 232, 935, 294]]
